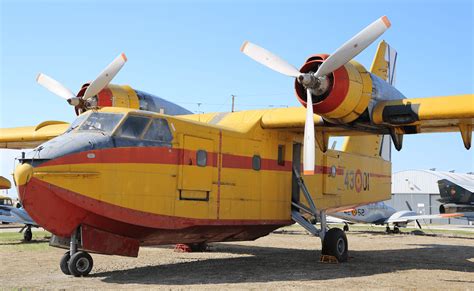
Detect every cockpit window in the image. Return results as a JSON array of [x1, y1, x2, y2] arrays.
[[143, 118, 172, 142], [79, 113, 124, 133], [66, 112, 89, 132], [116, 115, 151, 139]]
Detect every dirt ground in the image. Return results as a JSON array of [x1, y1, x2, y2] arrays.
[[1, 226, 473, 290]]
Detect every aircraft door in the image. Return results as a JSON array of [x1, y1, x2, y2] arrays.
[[178, 135, 214, 200]]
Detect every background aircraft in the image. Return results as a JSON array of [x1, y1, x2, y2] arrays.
[[0, 178, 38, 241], [328, 201, 463, 233], [438, 179, 474, 221], [0, 15, 472, 277]]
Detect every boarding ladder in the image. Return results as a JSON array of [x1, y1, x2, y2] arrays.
[[291, 167, 322, 236]]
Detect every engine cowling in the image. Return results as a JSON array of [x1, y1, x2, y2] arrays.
[[74, 84, 191, 116], [294, 54, 373, 124]]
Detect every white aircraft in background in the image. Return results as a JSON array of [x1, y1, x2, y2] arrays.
[[328, 201, 463, 233]]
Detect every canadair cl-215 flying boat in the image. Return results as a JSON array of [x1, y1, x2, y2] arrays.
[[1, 16, 473, 276]]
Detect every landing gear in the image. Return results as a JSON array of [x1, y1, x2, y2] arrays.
[[68, 251, 93, 277], [385, 225, 400, 234], [60, 227, 94, 277], [60, 252, 71, 275], [23, 226, 32, 242], [291, 167, 349, 263], [343, 223, 349, 232], [322, 228, 348, 262]]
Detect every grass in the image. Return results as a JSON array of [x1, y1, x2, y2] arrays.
[[0, 230, 51, 251], [279, 223, 474, 238]]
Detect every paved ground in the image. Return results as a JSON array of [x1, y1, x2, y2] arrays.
[[0, 225, 473, 289]]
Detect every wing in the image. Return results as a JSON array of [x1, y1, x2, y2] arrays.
[[0, 206, 37, 225], [372, 94, 474, 148], [260, 107, 368, 136], [0, 121, 70, 149], [326, 215, 351, 224], [386, 212, 464, 224]]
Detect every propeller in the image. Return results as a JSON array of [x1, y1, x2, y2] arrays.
[[405, 201, 422, 229], [36, 53, 128, 110], [241, 16, 391, 175]]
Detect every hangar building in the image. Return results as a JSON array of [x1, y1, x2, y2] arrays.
[[386, 170, 473, 225]]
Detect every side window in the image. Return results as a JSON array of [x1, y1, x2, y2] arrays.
[[117, 115, 150, 139], [252, 155, 261, 171], [143, 118, 173, 142], [278, 145, 285, 166], [196, 150, 207, 167]]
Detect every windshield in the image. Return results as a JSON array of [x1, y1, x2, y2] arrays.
[[66, 112, 89, 132], [78, 112, 124, 133]]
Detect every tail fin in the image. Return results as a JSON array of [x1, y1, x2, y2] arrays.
[[342, 41, 397, 159], [370, 40, 398, 85]]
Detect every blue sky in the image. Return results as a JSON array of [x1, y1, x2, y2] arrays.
[[0, 0, 473, 197]]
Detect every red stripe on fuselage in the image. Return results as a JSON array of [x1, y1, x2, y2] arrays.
[[36, 147, 389, 178], [38, 147, 293, 172]]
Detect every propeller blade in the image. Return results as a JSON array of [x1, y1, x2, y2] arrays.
[[315, 16, 391, 78], [405, 201, 413, 211], [240, 41, 301, 77], [83, 53, 128, 99], [416, 220, 422, 229], [36, 73, 75, 100], [303, 89, 315, 175]]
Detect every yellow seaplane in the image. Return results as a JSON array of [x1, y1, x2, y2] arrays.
[[1, 16, 472, 276]]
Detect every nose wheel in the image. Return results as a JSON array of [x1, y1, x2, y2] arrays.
[[23, 226, 32, 242], [59, 227, 94, 277], [68, 251, 94, 277]]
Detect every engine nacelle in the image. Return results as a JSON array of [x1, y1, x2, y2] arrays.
[[294, 54, 405, 124], [439, 203, 474, 214], [74, 84, 191, 116]]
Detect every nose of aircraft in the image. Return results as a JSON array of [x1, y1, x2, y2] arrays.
[[14, 163, 34, 186]]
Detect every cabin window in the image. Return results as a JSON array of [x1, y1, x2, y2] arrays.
[[196, 150, 207, 167], [116, 115, 151, 139], [252, 155, 261, 171], [143, 118, 173, 142], [0, 198, 13, 206], [278, 145, 285, 166], [79, 112, 123, 133]]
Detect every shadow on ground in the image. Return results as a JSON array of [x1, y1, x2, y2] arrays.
[[94, 242, 474, 285]]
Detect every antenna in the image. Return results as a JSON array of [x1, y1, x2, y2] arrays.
[[231, 95, 236, 112]]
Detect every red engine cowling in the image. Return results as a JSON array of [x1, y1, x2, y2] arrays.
[[294, 54, 373, 124]]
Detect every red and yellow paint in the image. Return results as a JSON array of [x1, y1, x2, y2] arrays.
[[15, 107, 391, 256]]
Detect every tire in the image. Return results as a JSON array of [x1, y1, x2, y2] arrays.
[[24, 228, 32, 242], [189, 242, 208, 252], [393, 227, 400, 234], [60, 252, 71, 275], [68, 251, 93, 277], [322, 228, 348, 262]]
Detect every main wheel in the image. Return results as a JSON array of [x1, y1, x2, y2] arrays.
[[68, 251, 93, 277], [23, 228, 32, 242], [322, 228, 348, 262], [60, 252, 71, 275], [393, 226, 400, 234], [343, 224, 349, 232]]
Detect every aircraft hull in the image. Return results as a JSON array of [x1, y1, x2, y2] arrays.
[[19, 177, 290, 257]]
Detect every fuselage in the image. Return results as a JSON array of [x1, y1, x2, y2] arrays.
[[331, 202, 397, 224], [14, 107, 391, 256]]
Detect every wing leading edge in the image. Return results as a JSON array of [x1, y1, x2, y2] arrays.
[[0, 121, 70, 149]]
